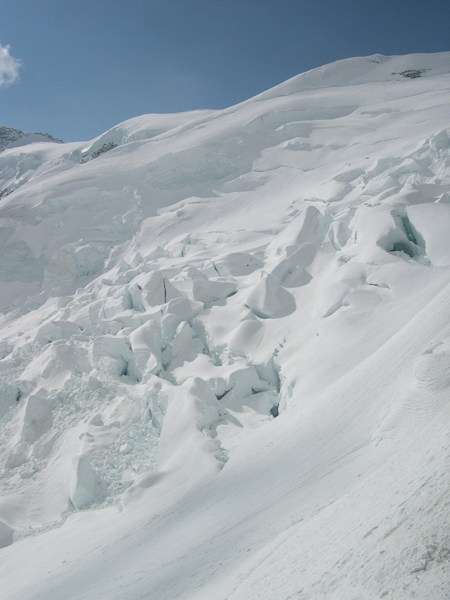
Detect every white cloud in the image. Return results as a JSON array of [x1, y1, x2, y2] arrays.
[[0, 44, 22, 87]]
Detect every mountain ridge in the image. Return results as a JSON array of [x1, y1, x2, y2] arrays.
[[0, 125, 63, 152]]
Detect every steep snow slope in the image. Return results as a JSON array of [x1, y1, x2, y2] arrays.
[[0, 53, 449, 599]]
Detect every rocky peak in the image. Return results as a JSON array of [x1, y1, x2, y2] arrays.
[[0, 125, 63, 152]]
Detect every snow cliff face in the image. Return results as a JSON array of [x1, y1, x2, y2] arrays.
[[0, 53, 449, 599]]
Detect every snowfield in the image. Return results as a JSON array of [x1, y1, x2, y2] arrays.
[[0, 52, 449, 599]]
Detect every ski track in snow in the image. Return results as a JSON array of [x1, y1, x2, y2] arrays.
[[0, 52, 449, 599]]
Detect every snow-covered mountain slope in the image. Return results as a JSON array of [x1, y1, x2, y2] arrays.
[[0, 52, 449, 599], [0, 125, 62, 153]]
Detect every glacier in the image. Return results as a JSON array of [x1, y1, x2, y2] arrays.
[[0, 52, 449, 599]]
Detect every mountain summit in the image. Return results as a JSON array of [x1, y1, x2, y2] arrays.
[[0, 52, 449, 600], [0, 125, 62, 152]]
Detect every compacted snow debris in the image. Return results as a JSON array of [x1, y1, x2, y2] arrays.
[[0, 52, 449, 599]]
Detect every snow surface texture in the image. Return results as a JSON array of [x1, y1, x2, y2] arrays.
[[0, 52, 449, 599]]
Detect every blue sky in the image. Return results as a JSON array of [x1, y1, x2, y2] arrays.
[[1, 0, 449, 142]]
